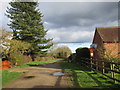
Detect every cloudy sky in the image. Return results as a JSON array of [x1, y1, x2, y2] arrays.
[[0, 0, 119, 52]]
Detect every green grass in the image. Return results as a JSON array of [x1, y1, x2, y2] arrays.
[[61, 61, 120, 88], [27, 59, 60, 66], [2, 70, 21, 86], [14, 63, 30, 68], [15, 59, 60, 68]]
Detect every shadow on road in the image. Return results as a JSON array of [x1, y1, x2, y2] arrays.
[[29, 76, 64, 89]]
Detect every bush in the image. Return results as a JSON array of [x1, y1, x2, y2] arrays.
[[35, 56, 41, 61], [75, 47, 90, 64], [10, 52, 24, 66], [1, 30, 31, 65]]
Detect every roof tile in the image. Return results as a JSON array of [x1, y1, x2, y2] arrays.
[[96, 26, 120, 42]]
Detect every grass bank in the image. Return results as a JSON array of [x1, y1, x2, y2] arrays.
[[2, 70, 21, 86], [61, 60, 120, 88]]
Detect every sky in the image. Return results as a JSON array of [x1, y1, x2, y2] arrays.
[[0, 0, 119, 53]]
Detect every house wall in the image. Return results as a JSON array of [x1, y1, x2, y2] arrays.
[[93, 30, 104, 59], [118, 43, 120, 57], [93, 30, 103, 48], [104, 43, 119, 58]]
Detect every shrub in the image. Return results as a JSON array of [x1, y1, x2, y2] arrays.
[[8, 40, 31, 65], [1, 30, 31, 65], [10, 52, 24, 66], [35, 56, 41, 61], [75, 47, 90, 64]]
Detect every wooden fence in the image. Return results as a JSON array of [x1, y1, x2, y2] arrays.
[[81, 58, 120, 83]]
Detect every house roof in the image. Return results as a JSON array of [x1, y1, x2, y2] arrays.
[[96, 26, 120, 42]]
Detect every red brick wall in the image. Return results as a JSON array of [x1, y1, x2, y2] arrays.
[[104, 43, 119, 58], [118, 43, 120, 57]]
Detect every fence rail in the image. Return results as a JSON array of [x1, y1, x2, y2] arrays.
[[81, 58, 120, 83]]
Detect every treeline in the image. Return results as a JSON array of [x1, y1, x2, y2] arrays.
[[48, 45, 72, 59], [1, 29, 72, 65]]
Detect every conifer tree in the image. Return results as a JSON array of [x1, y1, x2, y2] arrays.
[[6, 0, 53, 60]]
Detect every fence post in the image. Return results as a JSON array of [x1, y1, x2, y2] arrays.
[[81, 58, 83, 66], [96, 60, 98, 71], [115, 63, 119, 84], [102, 61, 105, 73], [113, 64, 116, 83], [90, 59, 92, 69], [111, 63, 115, 83]]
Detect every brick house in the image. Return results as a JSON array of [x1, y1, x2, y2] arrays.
[[90, 26, 120, 60]]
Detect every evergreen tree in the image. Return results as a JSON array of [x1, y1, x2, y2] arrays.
[[6, 0, 53, 60]]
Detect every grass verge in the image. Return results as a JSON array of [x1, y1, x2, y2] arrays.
[[2, 70, 21, 86], [15, 59, 61, 68], [61, 60, 120, 88], [27, 59, 60, 66]]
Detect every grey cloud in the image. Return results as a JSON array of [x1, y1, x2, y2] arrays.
[[39, 2, 118, 43], [40, 2, 118, 29], [46, 28, 94, 43]]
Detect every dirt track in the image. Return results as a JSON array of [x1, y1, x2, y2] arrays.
[[3, 60, 72, 88]]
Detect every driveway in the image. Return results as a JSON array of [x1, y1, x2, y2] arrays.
[[3, 60, 72, 88]]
